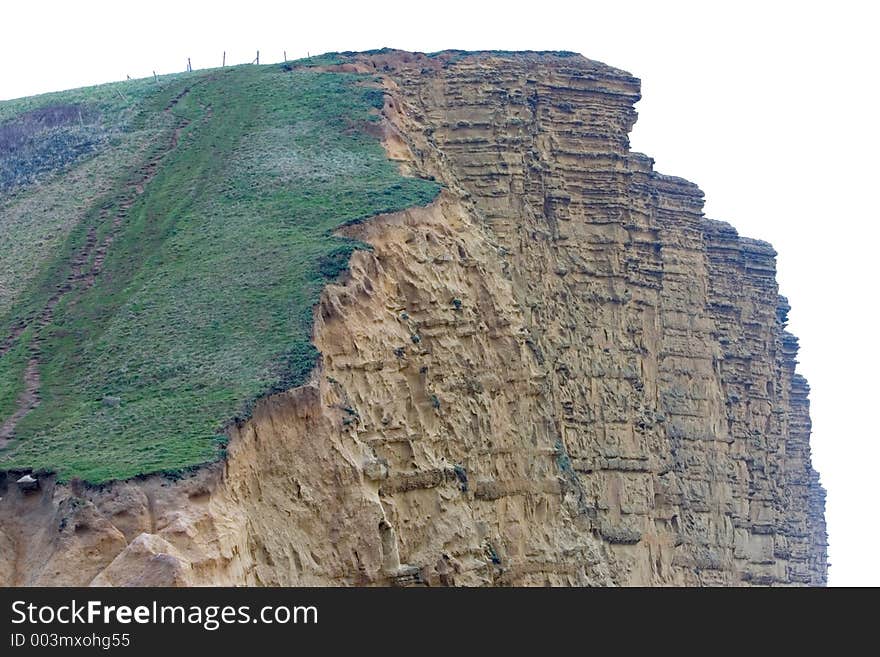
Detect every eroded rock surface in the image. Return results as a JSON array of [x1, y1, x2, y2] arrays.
[[0, 51, 826, 586]]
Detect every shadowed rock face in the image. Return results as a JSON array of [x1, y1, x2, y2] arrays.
[[0, 51, 826, 586]]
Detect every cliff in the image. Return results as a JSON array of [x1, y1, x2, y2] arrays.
[[0, 50, 826, 586]]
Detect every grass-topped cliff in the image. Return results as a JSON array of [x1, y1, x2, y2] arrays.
[[0, 62, 439, 483]]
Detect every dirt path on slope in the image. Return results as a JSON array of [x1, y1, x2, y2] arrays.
[[0, 88, 193, 449]]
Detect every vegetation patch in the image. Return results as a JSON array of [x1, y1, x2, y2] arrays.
[[0, 328, 33, 421], [0, 104, 106, 191], [0, 64, 439, 483], [0, 78, 175, 317]]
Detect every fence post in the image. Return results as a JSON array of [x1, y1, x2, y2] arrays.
[[223, 51, 226, 67], [256, 50, 259, 65], [187, 58, 192, 72], [153, 70, 158, 82]]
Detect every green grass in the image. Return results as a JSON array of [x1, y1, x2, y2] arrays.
[[0, 328, 33, 421], [0, 72, 180, 191], [0, 64, 439, 483], [0, 75, 178, 317], [0, 73, 186, 123]]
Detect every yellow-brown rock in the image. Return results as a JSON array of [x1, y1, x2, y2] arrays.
[[0, 50, 826, 586]]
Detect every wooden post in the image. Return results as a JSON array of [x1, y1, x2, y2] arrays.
[[256, 50, 259, 65], [153, 70, 158, 82], [222, 51, 226, 67], [284, 50, 287, 61], [187, 57, 192, 72]]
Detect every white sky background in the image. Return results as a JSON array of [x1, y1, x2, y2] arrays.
[[1, 0, 877, 585]]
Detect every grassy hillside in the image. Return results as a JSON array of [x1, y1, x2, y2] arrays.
[[0, 63, 439, 483], [0, 77, 175, 318]]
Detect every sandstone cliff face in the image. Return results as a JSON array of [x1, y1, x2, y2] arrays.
[[0, 51, 827, 586]]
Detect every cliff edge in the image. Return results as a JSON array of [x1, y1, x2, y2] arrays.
[[0, 50, 827, 586]]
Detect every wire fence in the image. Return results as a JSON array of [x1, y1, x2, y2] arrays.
[[145, 49, 307, 80]]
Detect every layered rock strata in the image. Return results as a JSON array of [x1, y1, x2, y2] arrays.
[[0, 51, 826, 586]]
